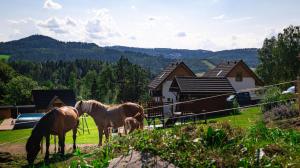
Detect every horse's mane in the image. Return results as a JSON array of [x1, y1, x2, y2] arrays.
[[78, 100, 110, 114]]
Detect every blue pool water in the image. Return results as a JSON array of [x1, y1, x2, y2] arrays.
[[16, 113, 45, 121], [14, 113, 45, 129]]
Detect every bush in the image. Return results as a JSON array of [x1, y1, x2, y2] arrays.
[[232, 98, 241, 115], [264, 104, 299, 122], [261, 87, 295, 112]]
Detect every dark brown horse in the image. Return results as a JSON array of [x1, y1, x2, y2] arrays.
[[75, 100, 144, 146], [26, 106, 79, 165]]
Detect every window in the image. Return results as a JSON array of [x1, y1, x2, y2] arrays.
[[235, 72, 243, 81]]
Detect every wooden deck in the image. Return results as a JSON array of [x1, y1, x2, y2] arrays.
[[0, 118, 15, 131]]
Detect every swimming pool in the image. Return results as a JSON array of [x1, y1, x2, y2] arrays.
[[13, 113, 45, 130]]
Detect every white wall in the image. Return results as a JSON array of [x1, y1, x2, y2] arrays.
[[227, 77, 257, 98], [162, 80, 176, 117]]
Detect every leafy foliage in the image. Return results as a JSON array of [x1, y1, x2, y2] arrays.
[[261, 87, 295, 112], [257, 25, 300, 84], [3, 76, 39, 105], [59, 122, 300, 168], [263, 104, 299, 122], [0, 57, 150, 105]]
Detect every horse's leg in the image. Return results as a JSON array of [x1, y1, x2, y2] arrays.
[[45, 134, 50, 162], [58, 132, 65, 156], [54, 135, 57, 153], [97, 127, 103, 147], [124, 126, 128, 135], [72, 121, 79, 151], [104, 127, 110, 143]]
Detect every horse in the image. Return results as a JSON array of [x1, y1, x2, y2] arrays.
[[26, 106, 79, 165], [75, 100, 144, 146], [124, 117, 141, 134]]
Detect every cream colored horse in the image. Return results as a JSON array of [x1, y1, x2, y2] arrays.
[[75, 100, 144, 146]]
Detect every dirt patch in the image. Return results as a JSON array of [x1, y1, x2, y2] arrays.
[[109, 150, 176, 168], [0, 152, 13, 163], [0, 144, 97, 154], [267, 117, 300, 131]]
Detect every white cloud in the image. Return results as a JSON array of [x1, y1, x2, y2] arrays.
[[43, 0, 62, 10], [225, 16, 253, 23], [7, 18, 40, 40], [148, 17, 155, 21], [176, 32, 187, 37], [38, 17, 68, 34], [131, 5, 136, 10], [212, 14, 225, 20], [85, 9, 121, 42], [66, 17, 77, 27], [129, 36, 136, 40]]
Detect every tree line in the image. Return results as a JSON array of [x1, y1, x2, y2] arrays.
[[0, 56, 150, 105], [257, 25, 300, 84]]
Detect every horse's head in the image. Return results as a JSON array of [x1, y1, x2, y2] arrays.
[[75, 100, 85, 116], [26, 135, 40, 165]]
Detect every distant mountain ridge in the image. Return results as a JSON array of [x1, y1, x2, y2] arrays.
[[0, 35, 259, 74], [108, 46, 259, 67]]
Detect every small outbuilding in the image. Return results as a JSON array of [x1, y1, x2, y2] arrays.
[[169, 76, 235, 115], [32, 89, 76, 113]]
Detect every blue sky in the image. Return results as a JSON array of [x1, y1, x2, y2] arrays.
[[0, 0, 299, 51]]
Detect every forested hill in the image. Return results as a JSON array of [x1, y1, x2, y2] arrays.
[[0, 35, 259, 74], [109, 46, 259, 67]]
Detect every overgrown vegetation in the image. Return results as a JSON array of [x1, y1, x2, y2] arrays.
[[261, 86, 295, 112], [0, 54, 10, 61], [34, 122, 300, 168]]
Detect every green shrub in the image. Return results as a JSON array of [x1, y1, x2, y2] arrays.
[[232, 98, 241, 115], [261, 87, 295, 112]]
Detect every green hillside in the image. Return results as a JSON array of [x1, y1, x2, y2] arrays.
[[0, 54, 10, 61]]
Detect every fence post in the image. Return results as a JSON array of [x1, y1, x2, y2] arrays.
[[298, 77, 300, 114]]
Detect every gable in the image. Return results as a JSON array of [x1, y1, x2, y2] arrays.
[[226, 61, 264, 86], [148, 62, 195, 90], [203, 60, 264, 86], [166, 64, 195, 81], [227, 63, 253, 78]]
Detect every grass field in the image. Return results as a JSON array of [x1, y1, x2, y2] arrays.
[[208, 106, 262, 128], [0, 107, 262, 145], [201, 59, 216, 69], [0, 116, 99, 144], [0, 54, 10, 61]]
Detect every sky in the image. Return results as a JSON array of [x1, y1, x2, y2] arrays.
[[0, 0, 299, 51]]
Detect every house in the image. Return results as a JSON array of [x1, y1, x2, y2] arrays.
[[169, 76, 235, 115], [32, 89, 76, 113], [203, 60, 263, 97], [148, 61, 195, 116]]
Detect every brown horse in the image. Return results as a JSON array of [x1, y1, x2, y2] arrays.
[[124, 117, 141, 134], [26, 106, 79, 165], [75, 100, 144, 146]]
